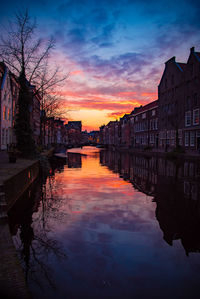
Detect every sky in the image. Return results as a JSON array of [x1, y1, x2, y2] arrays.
[[1, 0, 200, 131]]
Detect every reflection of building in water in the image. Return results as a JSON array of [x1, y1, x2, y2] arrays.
[[67, 153, 82, 168], [100, 150, 200, 254], [100, 151, 157, 196]]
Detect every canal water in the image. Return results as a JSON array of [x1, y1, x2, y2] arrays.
[[8, 146, 200, 298]]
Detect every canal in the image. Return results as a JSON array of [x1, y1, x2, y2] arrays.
[[8, 146, 200, 298]]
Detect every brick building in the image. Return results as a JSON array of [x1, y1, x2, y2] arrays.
[[133, 100, 158, 149], [182, 47, 200, 153], [158, 47, 200, 153]]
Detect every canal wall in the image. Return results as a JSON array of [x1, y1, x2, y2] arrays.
[[4, 160, 39, 211], [0, 156, 40, 299]]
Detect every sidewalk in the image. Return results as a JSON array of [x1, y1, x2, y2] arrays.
[[0, 151, 37, 187]]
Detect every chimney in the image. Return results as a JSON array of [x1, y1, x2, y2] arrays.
[[190, 47, 195, 53]]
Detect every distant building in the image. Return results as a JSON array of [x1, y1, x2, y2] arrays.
[[133, 100, 158, 149], [67, 121, 82, 132], [88, 130, 100, 143], [65, 121, 82, 145]]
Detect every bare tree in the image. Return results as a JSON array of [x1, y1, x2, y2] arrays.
[[0, 10, 68, 154], [0, 10, 54, 81]]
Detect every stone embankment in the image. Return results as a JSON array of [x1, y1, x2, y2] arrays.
[[0, 151, 40, 299]]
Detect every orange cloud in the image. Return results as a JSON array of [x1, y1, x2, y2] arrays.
[[60, 98, 139, 112], [107, 111, 130, 119], [115, 91, 137, 97], [141, 92, 157, 97], [70, 70, 83, 76]]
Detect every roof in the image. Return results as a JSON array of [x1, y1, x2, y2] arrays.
[[68, 121, 81, 124], [132, 100, 158, 116], [194, 51, 200, 62], [176, 62, 186, 71]]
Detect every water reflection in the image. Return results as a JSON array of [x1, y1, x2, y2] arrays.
[[8, 159, 67, 289], [100, 150, 200, 255], [7, 147, 200, 298]]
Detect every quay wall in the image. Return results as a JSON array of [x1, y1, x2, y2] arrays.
[[4, 161, 40, 211], [0, 160, 40, 298]]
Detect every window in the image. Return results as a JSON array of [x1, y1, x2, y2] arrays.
[[150, 120, 152, 130], [193, 93, 198, 107], [152, 109, 155, 116], [150, 134, 155, 144], [142, 113, 146, 119], [193, 109, 199, 125], [2, 129, 5, 145], [155, 119, 158, 130], [7, 109, 11, 121], [185, 111, 191, 126], [185, 132, 189, 146], [171, 130, 175, 138], [5, 129, 8, 145], [190, 131, 195, 146], [3, 106, 6, 120]]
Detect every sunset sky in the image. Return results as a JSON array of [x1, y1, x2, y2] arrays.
[[1, 0, 200, 131]]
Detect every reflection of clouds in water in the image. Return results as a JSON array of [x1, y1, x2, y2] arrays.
[[9, 147, 200, 298]]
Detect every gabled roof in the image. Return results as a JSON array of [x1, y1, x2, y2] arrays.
[[158, 56, 185, 87]]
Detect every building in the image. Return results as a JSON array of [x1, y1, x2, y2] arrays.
[[158, 47, 200, 153], [120, 115, 130, 148], [133, 100, 158, 149], [158, 55, 186, 151], [182, 47, 200, 153], [0, 63, 14, 150], [65, 121, 82, 146], [67, 121, 82, 132]]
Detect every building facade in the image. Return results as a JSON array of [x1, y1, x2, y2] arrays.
[[158, 47, 200, 153], [0, 63, 14, 150]]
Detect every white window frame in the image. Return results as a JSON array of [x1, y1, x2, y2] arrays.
[[185, 111, 191, 127], [190, 131, 195, 147], [185, 132, 189, 146]]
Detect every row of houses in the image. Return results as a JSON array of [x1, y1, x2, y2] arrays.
[[100, 47, 200, 154], [0, 62, 88, 151]]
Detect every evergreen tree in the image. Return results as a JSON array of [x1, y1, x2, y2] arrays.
[[14, 74, 35, 156]]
